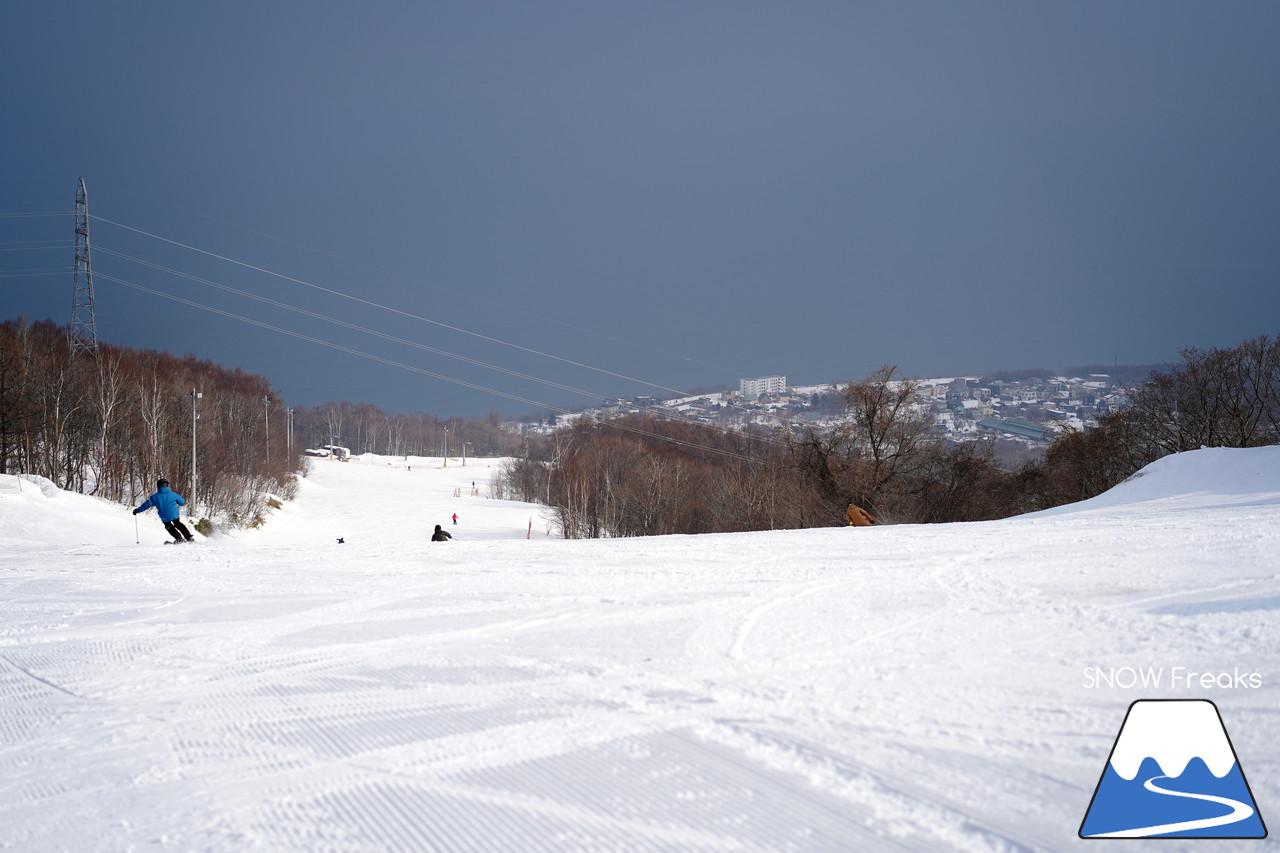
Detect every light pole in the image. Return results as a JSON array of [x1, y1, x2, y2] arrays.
[[263, 396, 271, 462], [286, 407, 294, 461], [190, 390, 202, 515], [463, 441, 471, 466], [442, 427, 448, 467]]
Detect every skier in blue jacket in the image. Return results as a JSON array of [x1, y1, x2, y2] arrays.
[[134, 478, 195, 543]]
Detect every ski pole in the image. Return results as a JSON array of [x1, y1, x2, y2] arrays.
[[134, 512, 140, 545]]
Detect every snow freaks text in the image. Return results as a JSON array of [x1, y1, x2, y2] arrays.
[[1083, 666, 1263, 690]]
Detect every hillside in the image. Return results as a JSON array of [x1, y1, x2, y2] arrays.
[[1, 448, 1277, 850]]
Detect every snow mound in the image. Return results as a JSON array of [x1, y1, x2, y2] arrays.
[[1027, 445, 1280, 517], [0, 473, 144, 548]]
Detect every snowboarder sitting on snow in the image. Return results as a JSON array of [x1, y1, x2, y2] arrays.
[[431, 524, 452, 542], [133, 478, 195, 543], [846, 503, 874, 527]]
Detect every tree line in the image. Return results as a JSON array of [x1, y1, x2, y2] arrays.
[[290, 401, 523, 462], [0, 318, 297, 526], [496, 334, 1280, 538], [0, 318, 523, 527]]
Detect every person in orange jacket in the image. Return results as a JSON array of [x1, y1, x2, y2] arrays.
[[846, 503, 874, 526]]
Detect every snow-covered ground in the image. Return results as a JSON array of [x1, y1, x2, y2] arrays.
[[1, 448, 1277, 851]]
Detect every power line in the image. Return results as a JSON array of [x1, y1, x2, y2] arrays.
[[84, 211, 802, 450], [0, 211, 73, 219], [0, 269, 70, 278], [97, 272, 558, 411], [86, 182, 738, 375], [0, 241, 75, 249], [89, 214, 700, 400], [95, 244, 618, 404], [95, 241, 799, 452], [94, 271, 781, 466], [2, 199, 807, 458]]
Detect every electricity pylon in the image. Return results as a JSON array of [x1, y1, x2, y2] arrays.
[[70, 176, 99, 356]]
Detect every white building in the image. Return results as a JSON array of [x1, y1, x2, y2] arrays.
[[739, 375, 787, 397]]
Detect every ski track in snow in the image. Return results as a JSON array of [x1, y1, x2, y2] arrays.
[[1, 449, 1278, 851]]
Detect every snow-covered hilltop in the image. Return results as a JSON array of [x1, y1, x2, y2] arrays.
[[1, 448, 1277, 851]]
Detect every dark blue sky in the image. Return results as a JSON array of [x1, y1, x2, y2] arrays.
[[4, 2, 1279, 416]]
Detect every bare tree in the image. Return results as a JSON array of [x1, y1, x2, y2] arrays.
[[90, 350, 133, 501], [789, 364, 938, 523], [843, 364, 935, 513], [1123, 335, 1280, 457]]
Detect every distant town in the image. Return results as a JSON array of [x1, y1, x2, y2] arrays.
[[525, 368, 1145, 467]]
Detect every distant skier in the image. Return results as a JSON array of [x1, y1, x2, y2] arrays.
[[431, 524, 452, 542], [133, 478, 195, 543], [846, 503, 874, 527], [452, 512, 458, 525]]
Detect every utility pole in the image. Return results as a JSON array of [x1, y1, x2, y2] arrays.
[[190, 390, 202, 515], [286, 407, 294, 461], [70, 177, 99, 357], [263, 396, 271, 462]]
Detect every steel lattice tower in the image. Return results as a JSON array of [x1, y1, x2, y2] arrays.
[[70, 176, 99, 356]]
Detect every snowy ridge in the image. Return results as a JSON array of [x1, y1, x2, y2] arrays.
[[1025, 445, 1280, 516], [0, 472, 142, 547]]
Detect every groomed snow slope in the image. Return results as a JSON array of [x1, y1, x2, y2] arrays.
[[1, 448, 1277, 851]]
